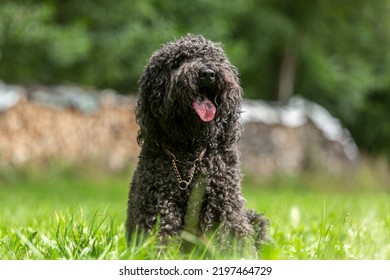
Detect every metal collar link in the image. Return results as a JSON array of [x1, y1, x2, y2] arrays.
[[162, 146, 206, 190]]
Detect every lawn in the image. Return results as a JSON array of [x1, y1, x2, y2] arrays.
[[0, 160, 389, 260]]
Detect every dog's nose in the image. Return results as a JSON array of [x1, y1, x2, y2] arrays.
[[199, 68, 216, 84]]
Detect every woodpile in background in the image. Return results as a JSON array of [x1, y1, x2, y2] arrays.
[[239, 98, 358, 176], [0, 82, 139, 170], [0, 81, 358, 176]]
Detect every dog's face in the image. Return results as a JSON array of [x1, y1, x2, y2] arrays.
[[136, 34, 242, 146]]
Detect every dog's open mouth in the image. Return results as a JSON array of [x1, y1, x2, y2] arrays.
[[192, 96, 216, 122]]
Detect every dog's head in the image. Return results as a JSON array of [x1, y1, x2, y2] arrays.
[[136, 34, 243, 147]]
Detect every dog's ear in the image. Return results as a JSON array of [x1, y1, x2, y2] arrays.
[[136, 67, 170, 145], [216, 64, 243, 145], [224, 85, 243, 145]]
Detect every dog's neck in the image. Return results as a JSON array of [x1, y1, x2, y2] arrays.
[[142, 127, 229, 162], [152, 139, 207, 162]]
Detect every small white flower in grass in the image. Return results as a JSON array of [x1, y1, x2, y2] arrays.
[[290, 205, 301, 229]]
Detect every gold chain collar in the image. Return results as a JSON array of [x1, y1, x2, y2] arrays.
[[162, 146, 206, 190]]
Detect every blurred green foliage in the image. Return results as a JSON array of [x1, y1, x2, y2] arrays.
[[1, 0, 390, 158]]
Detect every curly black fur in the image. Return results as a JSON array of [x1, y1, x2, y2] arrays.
[[126, 34, 270, 254]]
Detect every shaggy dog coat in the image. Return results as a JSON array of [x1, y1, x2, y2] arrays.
[[126, 34, 269, 252]]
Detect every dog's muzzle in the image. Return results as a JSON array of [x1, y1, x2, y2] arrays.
[[192, 67, 217, 122], [199, 67, 216, 87]]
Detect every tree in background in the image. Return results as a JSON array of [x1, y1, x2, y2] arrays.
[[1, 0, 390, 158]]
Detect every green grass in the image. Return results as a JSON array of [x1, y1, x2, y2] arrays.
[[0, 160, 389, 260]]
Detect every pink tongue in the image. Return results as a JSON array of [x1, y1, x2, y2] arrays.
[[192, 97, 216, 122]]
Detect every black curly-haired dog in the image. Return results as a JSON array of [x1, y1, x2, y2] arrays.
[[126, 34, 269, 253]]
